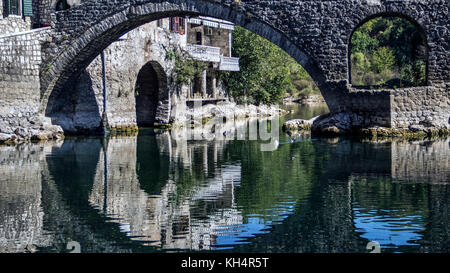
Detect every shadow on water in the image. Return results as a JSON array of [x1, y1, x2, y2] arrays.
[[0, 104, 448, 253]]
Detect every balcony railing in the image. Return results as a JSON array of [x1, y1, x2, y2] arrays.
[[219, 56, 240, 71], [186, 44, 240, 71], [186, 44, 221, 62]]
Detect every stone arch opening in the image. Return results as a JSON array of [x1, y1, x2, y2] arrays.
[[348, 13, 428, 88], [44, 69, 103, 135], [135, 61, 168, 127]]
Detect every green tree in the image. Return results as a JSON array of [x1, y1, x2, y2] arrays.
[[400, 60, 426, 86], [167, 50, 207, 85], [350, 52, 371, 85], [221, 26, 318, 105], [372, 46, 396, 73], [350, 31, 379, 54]]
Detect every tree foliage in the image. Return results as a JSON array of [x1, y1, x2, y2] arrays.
[[221, 26, 319, 105], [166, 49, 207, 85], [350, 17, 426, 88], [372, 46, 396, 73]]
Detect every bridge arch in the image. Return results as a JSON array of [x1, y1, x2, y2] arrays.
[[40, 0, 325, 114], [348, 12, 429, 87]]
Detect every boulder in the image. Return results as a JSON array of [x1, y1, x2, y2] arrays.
[[311, 112, 362, 135], [282, 116, 318, 131], [0, 133, 12, 142]]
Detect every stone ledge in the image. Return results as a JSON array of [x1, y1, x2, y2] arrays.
[[0, 130, 64, 145], [356, 127, 450, 138], [283, 112, 450, 139]]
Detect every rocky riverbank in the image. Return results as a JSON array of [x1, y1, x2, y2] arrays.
[[0, 101, 286, 145], [283, 112, 450, 138], [0, 114, 64, 145], [177, 101, 287, 126]]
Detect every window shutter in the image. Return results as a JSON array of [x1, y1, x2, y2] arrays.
[[174, 17, 179, 32], [23, 0, 33, 17], [5, 0, 9, 16], [7, 0, 12, 15], [8, 0, 19, 16]]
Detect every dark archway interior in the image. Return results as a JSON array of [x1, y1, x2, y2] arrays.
[[135, 63, 160, 127], [45, 70, 103, 135]]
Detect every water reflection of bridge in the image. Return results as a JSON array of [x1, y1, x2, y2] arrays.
[[0, 133, 448, 252]]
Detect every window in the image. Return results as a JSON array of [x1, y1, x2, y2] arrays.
[[3, 0, 33, 17], [23, 0, 32, 17], [169, 17, 185, 34], [157, 19, 163, 28], [3, 0, 21, 16], [10, 0, 20, 15]]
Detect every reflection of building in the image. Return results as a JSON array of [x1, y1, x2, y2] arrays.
[[0, 144, 54, 252], [87, 134, 244, 250], [391, 139, 450, 183]]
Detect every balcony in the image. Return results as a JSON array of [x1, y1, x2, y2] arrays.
[[186, 44, 221, 62], [219, 56, 240, 71], [185, 44, 240, 71]]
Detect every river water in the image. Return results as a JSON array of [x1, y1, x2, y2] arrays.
[[0, 103, 448, 253]]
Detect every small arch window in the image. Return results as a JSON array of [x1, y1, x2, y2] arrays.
[[349, 16, 427, 88], [55, 0, 71, 11]]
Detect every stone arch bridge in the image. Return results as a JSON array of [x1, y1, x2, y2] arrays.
[[0, 0, 449, 140]]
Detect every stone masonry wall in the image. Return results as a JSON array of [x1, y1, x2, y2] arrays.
[[32, 0, 87, 27], [0, 15, 32, 35], [187, 23, 232, 57], [0, 29, 46, 125], [0, 143, 55, 252], [32, 0, 55, 27], [0, 27, 62, 142], [391, 84, 450, 129]]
